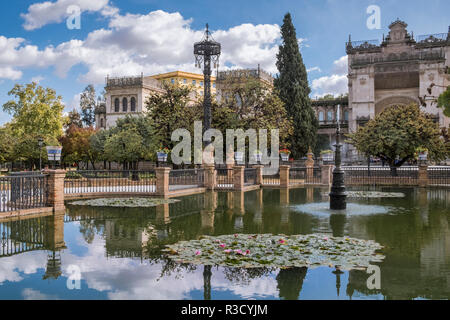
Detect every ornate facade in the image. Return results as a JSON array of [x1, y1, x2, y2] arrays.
[[96, 71, 216, 129], [313, 20, 450, 162]]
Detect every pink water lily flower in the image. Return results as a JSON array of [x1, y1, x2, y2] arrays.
[[234, 234, 238, 238], [323, 237, 329, 241], [195, 250, 202, 256], [234, 249, 243, 255], [245, 250, 251, 255], [219, 243, 226, 248], [224, 249, 232, 254], [278, 239, 286, 244]]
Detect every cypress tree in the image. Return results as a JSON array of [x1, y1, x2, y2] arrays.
[[275, 13, 318, 158]]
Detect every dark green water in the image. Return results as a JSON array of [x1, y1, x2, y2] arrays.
[[0, 187, 449, 300]]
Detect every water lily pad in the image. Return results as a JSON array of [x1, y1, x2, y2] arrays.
[[322, 191, 405, 198], [69, 197, 180, 207], [163, 234, 384, 270]]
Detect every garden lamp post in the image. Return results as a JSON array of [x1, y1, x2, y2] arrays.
[[38, 137, 44, 171], [194, 24, 221, 149], [329, 104, 348, 210]]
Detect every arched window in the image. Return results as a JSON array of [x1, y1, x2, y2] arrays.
[[100, 118, 104, 128], [318, 111, 324, 122], [327, 110, 333, 121], [114, 98, 119, 112], [344, 111, 349, 121], [122, 98, 128, 112], [131, 97, 136, 112]]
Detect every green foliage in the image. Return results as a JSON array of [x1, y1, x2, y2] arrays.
[[60, 125, 98, 167], [274, 13, 318, 158], [213, 77, 293, 145], [347, 104, 448, 167], [91, 115, 157, 166], [145, 82, 202, 149], [437, 86, 450, 117], [104, 127, 143, 164], [0, 125, 15, 163], [80, 84, 96, 127], [64, 109, 83, 129], [1, 82, 64, 166]]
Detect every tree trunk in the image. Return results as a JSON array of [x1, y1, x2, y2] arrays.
[[390, 166, 398, 177]]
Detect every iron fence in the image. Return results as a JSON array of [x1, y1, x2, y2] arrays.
[[428, 166, 450, 186], [169, 169, 204, 190], [216, 168, 234, 189], [290, 167, 306, 185], [0, 217, 47, 257], [309, 167, 322, 184], [0, 174, 47, 212], [244, 168, 256, 186], [64, 170, 156, 194], [343, 166, 418, 185]]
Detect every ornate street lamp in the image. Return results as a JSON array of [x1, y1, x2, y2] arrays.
[[194, 24, 221, 148], [329, 105, 347, 210]]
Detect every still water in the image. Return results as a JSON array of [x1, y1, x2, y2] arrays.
[[0, 187, 449, 300]]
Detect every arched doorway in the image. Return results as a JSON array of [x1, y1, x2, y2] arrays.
[[375, 96, 419, 115]]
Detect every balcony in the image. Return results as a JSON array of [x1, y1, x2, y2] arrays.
[[319, 120, 349, 129]]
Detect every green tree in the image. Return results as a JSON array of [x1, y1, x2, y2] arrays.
[[274, 13, 318, 158], [145, 82, 201, 150], [80, 84, 96, 127], [437, 86, 450, 117], [347, 104, 448, 175], [60, 125, 98, 168], [64, 109, 83, 129], [2, 82, 64, 168], [214, 77, 293, 145], [0, 125, 15, 163], [104, 127, 143, 169]]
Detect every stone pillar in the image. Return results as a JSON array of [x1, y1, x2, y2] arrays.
[[233, 166, 245, 191], [418, 164, 429, 187], [203, 164, 216, 190], [155, 167, 171, 197], [321, 164, 333, 186], [279, 165, 290, 188], [44, 169, 66, 211], [201, 191, 217, 234], [305, 148, 315, 184], [226, 164, 234, 181], [253, 165, 264, 185]]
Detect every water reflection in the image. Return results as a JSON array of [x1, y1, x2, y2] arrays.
[[0, 187, 449, 300]]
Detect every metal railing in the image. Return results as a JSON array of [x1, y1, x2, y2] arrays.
[[0, 174, 48, 212], [0, 217, 47, 257], [416, 33, 449, 43], [343, 166, 418, 185], [216, 168, 234, 189], [169, 169, 204, 190], [244, 168, 256, 186], [290, 167, 306, 185], [428, 166, 450, 186], [64, 170, 156, 194]]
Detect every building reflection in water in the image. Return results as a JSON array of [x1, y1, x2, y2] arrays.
[[1, 187, 449, 300]]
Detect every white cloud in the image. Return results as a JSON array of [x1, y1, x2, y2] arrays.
[[310, 55, 348, 97], [31, 75, 44, 83], [311, 74, 348, 97], [21, 0, 112, 31], [332, 55, 348, 75], [307, 66, 321, 73], [1, 10, 282, 83]]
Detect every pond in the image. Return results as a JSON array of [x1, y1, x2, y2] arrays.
[[0, 187, 449, 300]]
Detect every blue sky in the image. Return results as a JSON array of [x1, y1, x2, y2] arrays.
[[0, 0, 449, 125]]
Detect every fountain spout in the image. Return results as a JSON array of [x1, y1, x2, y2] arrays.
[[329, 104, 347, 210]]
